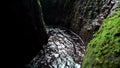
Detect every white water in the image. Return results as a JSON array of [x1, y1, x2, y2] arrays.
[[26, 27, 85, 68]]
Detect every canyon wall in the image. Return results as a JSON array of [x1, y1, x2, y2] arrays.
[[82, 10, 120, 68], [13, 0, 48, 67]]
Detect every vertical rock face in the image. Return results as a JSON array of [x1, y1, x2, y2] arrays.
[[40, 0, 79, 28], [70, 0, 116, 45], [14, 0, 48, 67], [82, 10, 120, 68]]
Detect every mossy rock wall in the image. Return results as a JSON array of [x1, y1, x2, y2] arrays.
[[82, 11, 120, 68]]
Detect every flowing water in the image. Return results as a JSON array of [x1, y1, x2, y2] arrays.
[[26, 26, 86, 68]]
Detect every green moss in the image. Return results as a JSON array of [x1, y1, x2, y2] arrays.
[[88, 10, 92, 18], [96, 0, 100, 5], [82, 10, 120, 68]]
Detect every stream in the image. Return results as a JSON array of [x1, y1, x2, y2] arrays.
[[26, 26, 86, 68]]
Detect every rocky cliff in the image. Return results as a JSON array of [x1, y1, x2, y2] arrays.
[[12, 0, 48, 67], [82, 9, 120, 68]]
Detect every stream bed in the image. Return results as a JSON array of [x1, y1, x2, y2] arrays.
[[26, 26, 86, 68]]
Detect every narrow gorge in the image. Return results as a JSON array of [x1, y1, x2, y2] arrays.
[[13, 0, 120, 68]]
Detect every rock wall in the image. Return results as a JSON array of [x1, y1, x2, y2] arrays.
[[82, 10, 120, 68], [40, 0, 77, 28], [12, 0, 48, 67], [70, 0, 116, 45]]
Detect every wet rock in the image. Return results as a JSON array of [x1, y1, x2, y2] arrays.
[[27, 27, 85, 68]]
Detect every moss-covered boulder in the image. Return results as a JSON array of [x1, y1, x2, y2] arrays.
[[82, 10, 120, 68]]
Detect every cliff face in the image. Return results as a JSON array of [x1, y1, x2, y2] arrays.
[[14, 0, 48, 67], [71, 0, 115, 44], [82, 10, 120, 68], [40, 0, 77, 27]]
